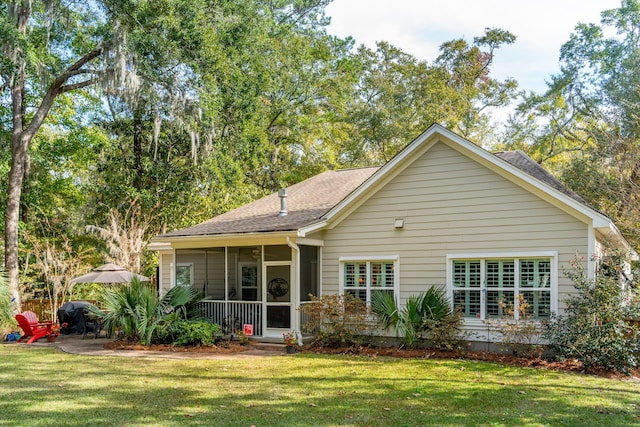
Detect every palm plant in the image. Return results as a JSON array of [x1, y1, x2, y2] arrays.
[[0, 273, 17, 335], [89, 278, 201, 345], [372, 287, 453, 349]]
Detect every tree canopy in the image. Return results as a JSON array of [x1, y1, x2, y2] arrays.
[[9, 0, 637, 310], [502, 0, 640, 248]]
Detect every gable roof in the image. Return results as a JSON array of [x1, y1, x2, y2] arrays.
[[153, 124, 632, 254], [158, 167, 379, 238]]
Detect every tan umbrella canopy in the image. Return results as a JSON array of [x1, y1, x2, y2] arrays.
[[70, 263, 150, 284]]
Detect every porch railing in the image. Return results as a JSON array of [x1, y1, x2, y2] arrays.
[[299, 301, 319, 335], [197, 300, 262, 336]]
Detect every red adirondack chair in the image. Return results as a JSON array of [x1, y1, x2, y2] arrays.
[[15, 311, 52, 344]]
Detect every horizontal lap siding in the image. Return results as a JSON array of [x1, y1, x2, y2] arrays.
[[322, 142, 588, 312], [160, 253, 173, 295]]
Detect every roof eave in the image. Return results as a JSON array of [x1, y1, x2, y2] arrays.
[[298, 220, 328, 237], [149, 230, 299, 248], [595, 223, 639, 260]]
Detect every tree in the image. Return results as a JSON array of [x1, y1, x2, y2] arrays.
[[341, 28, 518, 165], [502, 0, 640, 248], [0, 0, 228, 308], [1, 1, 110, 309]]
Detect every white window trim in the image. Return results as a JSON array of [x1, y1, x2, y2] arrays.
[[176, 262, 194, 287], [339, 255, 400, 304], [446, 252, 558, 323]]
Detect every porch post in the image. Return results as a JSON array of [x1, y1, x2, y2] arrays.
[[287, 237, 300, 332]]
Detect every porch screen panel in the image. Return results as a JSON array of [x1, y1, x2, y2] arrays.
[[300, 245, 319, 302]]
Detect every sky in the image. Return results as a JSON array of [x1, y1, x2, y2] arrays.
[[325, 0, 620, 95]]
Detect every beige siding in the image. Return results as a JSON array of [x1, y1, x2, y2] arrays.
[[322, 142, 589, 314], [160, 252, 173, 295]]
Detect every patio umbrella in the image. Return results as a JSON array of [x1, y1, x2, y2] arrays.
[[70, 263, 150, 284]]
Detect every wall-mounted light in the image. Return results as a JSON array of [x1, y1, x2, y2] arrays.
[[394, 218, 405, 229]]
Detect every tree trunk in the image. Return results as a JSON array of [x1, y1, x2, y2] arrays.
[[133, 109, 143, 190], [5, 37, 28, 311], [6, 134, 28, 313], [20, 152, 31, 224]]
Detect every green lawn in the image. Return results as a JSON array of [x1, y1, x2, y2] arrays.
[[0, 345, 638, 426]]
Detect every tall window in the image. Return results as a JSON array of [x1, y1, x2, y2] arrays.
[[176, 263, 193, 287], [342, 258, 397, 303], [451, 256, 553, 320]]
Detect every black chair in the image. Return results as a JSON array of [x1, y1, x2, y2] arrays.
[[82, 311, 103, 339]]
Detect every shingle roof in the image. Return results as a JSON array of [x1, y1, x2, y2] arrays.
[[158, 167, 380, 237], [493, 151, 587, 205]]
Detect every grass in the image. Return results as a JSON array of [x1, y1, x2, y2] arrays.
[[0, 345, 639, 426]]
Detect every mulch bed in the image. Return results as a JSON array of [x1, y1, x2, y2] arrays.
[[303, 345, 640, 379], [102, 340, 639, 379], [103, 340, 251, 354]]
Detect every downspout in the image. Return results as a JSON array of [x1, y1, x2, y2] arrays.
[[224, 246, 228, 320], [171, 248, 177, 289], [287, 236, 302, 344]]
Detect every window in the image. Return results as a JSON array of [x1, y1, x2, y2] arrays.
[[176, 263, 193, 287], [450, 255, 554, 320], [341, 257, 398, 304]]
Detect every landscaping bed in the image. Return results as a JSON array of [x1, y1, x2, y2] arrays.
[[103, 340, 251, 354]]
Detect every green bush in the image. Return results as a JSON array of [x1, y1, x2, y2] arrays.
[[157, 319, 223, 346], [544, 254, 640, 374], [0, 273, 16, 335], [372, 286, 464, 350], [90, 278, 202, 345]]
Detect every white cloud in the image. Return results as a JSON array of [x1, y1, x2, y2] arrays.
[[326, 0, 619, 94]]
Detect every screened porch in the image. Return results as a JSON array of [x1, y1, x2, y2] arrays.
[[173, 244, 319, 337]]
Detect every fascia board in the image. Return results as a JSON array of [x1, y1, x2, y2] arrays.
[[595, 224, 639, 259], [298, 220, 328, 237], [148, 231, 298, 249]]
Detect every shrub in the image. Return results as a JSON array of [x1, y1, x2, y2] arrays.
[[90, 279, 202, 345], [544, 254, 640, 374], [156, 319, 223, 346], [424, 309, 467, 351], [0, 273, 16, 335], [371, 286, 464, 350], [298, 294, 374, 348], [488, 295, 545, 358]]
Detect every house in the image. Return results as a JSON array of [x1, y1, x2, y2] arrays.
[[149, 124, 636, 345]]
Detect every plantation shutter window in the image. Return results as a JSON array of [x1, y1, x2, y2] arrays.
[[342, 259, 397, 304], [344, 262, 367, 301], [452, 260, 481, 318], [519, 259, 551, 319], [486, 260, 515, 318], [450, 256, 554, 320]]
